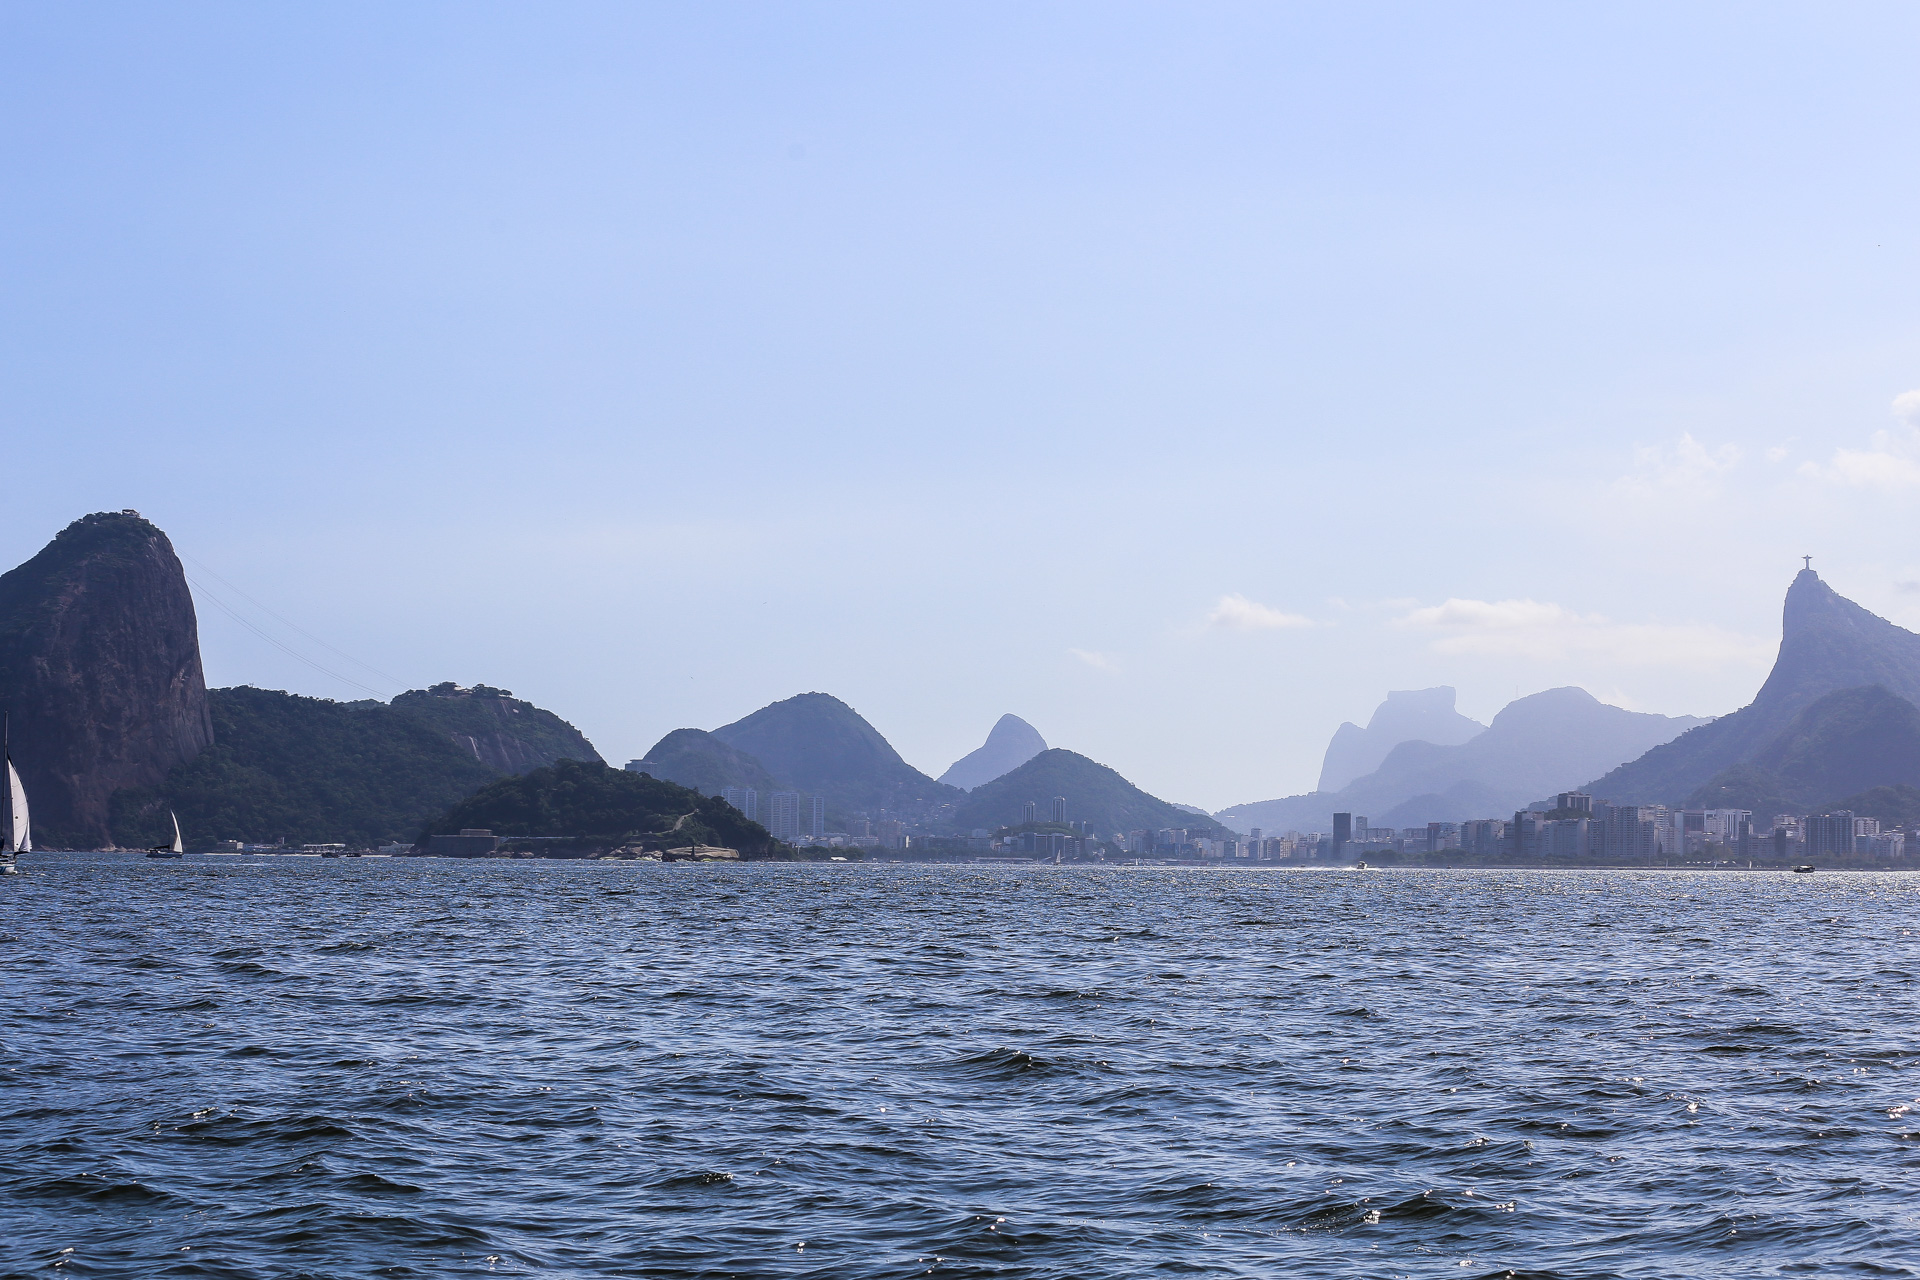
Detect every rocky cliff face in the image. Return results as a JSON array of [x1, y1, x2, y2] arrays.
[[0, 512, 213, 846], [387, 683, 603, 774]]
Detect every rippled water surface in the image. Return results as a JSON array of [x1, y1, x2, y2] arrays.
[[6, 856, 1920, 1278]]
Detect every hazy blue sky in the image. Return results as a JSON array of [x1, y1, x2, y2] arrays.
[[5, 3, 1920, 809]]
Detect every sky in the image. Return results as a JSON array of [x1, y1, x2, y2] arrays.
[[4, 2, 1920, 811]]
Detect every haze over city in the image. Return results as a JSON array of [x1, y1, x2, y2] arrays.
[[6, 3, 1920, 810]]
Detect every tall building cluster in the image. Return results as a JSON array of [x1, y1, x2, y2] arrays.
[[1316, 791, 1908, 861], [721, 787, 757, 822]]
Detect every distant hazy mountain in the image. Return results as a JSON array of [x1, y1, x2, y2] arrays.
[[1217, 687, 1703, 833], [630, 727, 784, 796], [1587, 569, 1920, 804], [938, 714, 1047, 790], [1317, 687, 1485, 792], [710, 692, 960, 817], [953, 748, 1229, 838], [389, 682, 602, 774], [1685, 684, 1920, 816]]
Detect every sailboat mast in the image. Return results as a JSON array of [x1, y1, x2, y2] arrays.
[[0, 712, 28, 863], [1, 713, 11, 858]]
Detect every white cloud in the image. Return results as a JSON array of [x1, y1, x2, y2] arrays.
[[1395, 597, 1771, 668], [1616, 433, 1743, 498], [1206, 593, 1315, 631], [1765, 445, 1790, 463], [1800, 390, 1920, 490], [1068, 648, 1122, 673], [1802, 446, 1920, 489]]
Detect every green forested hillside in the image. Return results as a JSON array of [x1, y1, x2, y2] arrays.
[[1685, 685, 1920, 814], [110, 686, 501, 848], [710, 692, 959, 818], [420, 758, 776, 852], [953, 749, 1228, 839], [631, 727, 784, 795]]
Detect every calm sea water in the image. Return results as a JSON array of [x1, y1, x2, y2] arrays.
[[5, 855, 1920, 1279]]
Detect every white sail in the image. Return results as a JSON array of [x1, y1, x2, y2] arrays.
[[170, 810, 183, 855], [4, 759, 28, 855]]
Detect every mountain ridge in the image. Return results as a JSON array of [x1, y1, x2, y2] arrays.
[[1219, 687, 1702, 833], [630, 727, 785, 796], [1317, 687, 1485, 792], [710, 692, 960, 818], [1586, 570, 1920, 804], [953, 748, 1230, 838], [1683, 684, 1920, 816]]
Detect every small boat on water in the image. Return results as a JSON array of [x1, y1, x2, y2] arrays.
[[146, 811, 184, 859], [1, 716, 27, 875], [1354, 860, 1369, 870], [1791, 864, 1816, 874]]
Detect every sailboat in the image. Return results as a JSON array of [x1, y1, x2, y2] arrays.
[[2, 717, 27, 875], [146, 810, 184, 859]]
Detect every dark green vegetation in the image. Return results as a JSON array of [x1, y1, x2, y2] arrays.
[[1685, 685, 1920, 817], [421, 758, 776, 853], [0, 512, 212, 846], [109, 680, 609, 849], [1591, 570, 1920, 804], [110, 687, 500, 849], [953, 749, 1230, 838], [1822, 784, 1920, 831], [631, 727, 783, 795], [389, 683, 601, 773], [708, 692, 961, 820]]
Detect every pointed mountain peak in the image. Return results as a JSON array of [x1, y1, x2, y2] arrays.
[[940, 714, 1047, 791], [1753, 568, 1920, 724], [1781, 565, 1883, 640], [985, 713, 1043, 746]]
